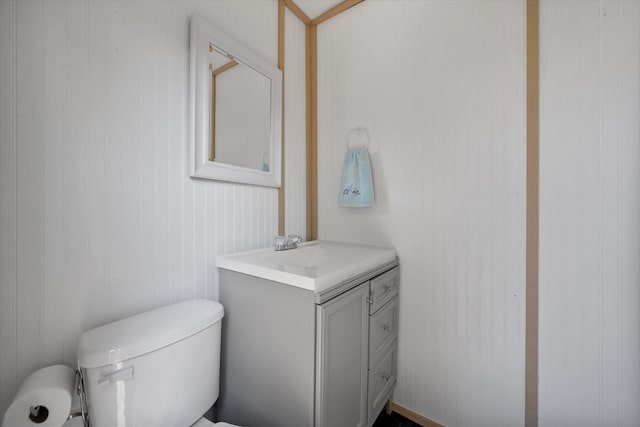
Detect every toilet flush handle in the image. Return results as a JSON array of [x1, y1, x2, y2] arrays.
[[97, 366, 134, 386]]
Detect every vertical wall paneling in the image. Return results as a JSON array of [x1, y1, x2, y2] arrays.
[[618, 0, 640, 419], [15, 0, 44, 387], [316, 1, 527, 426], [0, 0, 306, 415], [42, 0, 68, 366], [120, 0, 142, 315], [0, 0, 17, 413], [65, 0, 89, 364], [539, 0, 640, 425], [86, 0, 108, 330], [284, 8, 307, 237], [105, 0, 126, 323]]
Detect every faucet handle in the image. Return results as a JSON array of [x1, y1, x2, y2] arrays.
[[287, 234, 303, 244], [274, 234, 302, 251]]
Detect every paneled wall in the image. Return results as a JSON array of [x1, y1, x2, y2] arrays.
[[284, 8, 307, 237], [316, 2, 527, 426], [539, 1, 640, 425], [0, 0, 305, 416]]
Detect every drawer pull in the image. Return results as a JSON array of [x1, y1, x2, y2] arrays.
[[383, 324, 391, 333], [382, 284, 393, 295], [365, 296, 374, 305], [381, 373, 390, 382]]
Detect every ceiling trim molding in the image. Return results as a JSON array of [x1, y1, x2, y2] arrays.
[[311, 0, 363, 25], [284, 0, 312, 24]]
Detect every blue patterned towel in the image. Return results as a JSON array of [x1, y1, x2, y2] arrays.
[[338, 149, 374, 207]]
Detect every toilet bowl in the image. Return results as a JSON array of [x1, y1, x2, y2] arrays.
[[4, 299, 240, 427]]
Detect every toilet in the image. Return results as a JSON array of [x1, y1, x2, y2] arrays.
[[4, 299, 239, 427]]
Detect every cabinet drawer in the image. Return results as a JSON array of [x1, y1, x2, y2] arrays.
[[369, 267, 399, 314], [367, 341, 397, 425], [369, 296, 399, 367]]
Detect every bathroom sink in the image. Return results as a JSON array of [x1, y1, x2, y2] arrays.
[[216, 240, 397, 292], [259, 243, 335, 267]]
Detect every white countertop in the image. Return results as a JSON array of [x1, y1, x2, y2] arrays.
[[216, 240, 397, 293]]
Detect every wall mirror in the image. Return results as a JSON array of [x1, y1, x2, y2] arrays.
[[189, 14, 282, 187]]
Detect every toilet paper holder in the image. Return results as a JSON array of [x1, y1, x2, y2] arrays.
[[20, 365, 118, 427], [73, 367, 90, 427], [2, 364, 89, 427]]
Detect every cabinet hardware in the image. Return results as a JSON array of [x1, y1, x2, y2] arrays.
[[382, 284, 393, 295]]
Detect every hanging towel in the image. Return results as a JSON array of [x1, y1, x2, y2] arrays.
[[338, 149, 375, 207]]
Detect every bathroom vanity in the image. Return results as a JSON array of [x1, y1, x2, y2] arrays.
[[216, 241, 399, 427]]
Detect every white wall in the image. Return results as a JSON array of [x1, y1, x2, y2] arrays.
[[284, 7, 307, 237], [316, 1, 527, 426], [539, 1, 640, 426], [3, 1, 637, 424], [0, 0, 306, 416]]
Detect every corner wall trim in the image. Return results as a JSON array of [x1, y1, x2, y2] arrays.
[[525, 0, 539, 426], [283, 0, 364, 240], [278, 0, 286, 235], [389, 403, 446, 427], [306, 23, 318, 240]]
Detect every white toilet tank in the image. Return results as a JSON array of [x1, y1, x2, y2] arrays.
[[76, 299, 224, 427]]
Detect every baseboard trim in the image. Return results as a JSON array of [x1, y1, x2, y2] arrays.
[[389, 403, 446, 427]]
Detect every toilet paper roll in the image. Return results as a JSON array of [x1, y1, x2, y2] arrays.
[[3, 365, 75, 427]]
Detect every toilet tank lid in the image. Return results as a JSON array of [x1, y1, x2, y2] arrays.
[[77, 299, 224, 368]]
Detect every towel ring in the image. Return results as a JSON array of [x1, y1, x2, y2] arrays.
[[346, 127, 370, 151]]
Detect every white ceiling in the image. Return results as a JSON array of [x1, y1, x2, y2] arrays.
[[293, 0, 345, 20]]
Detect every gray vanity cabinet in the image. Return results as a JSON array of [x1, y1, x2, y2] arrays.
[[366, 267, 400, 425], [315, 282, 369, 427], [217, 261, 399, 427]]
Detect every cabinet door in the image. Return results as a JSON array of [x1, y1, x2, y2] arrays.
[[316, 282, 369, 427]]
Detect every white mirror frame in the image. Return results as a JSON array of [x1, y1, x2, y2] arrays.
[[189, 14, 282, 187]]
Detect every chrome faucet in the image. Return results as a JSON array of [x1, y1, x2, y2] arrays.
[[275, 234, 303, 251]]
